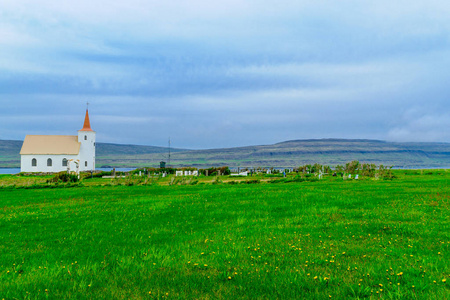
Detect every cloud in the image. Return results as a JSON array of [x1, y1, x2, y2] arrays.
[[387, 108, 450, 142], [1, 0, 450, 147]]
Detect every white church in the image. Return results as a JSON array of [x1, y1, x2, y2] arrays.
[[20, 109, 96, 173]]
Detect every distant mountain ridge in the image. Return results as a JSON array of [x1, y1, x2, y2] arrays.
[[96, 142, 188, 155], [1, 138, 449, 169]]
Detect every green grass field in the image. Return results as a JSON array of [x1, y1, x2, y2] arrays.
[[0, 171, 449, 299]]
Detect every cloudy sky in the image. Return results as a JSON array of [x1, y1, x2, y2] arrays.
[[1, 0, 449, 149]]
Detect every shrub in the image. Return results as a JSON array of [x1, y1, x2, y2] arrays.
[[269, 178, 286, 184], [91, 171, 112, 178], [377, 165, 395, 180], [264, 174, 284, 178], [212, 177, 223, 185], [242, 179, 260, 184], [169, 177, 181, 186], [285, 177, 306, 183], [345, 160, 360, 174], [199, 166, 231, 176], [47, 172, 79, 183]]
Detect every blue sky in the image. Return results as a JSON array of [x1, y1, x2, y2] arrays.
[[1, 0, 449, 149]]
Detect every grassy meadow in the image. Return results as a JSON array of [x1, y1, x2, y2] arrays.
[[0, 170, 449, 299]]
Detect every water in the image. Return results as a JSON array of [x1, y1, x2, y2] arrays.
[[0, 168, 21, 174], [0, 168, 135, 175], [97, 168, 135, 172]]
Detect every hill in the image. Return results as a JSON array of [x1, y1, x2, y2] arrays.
[[0, 140, 22, 168], [160, 139, 450, 169], [2, 138, 449, 169]]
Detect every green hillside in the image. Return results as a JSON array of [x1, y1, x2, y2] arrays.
[[1, 138, 450, 168], [0, 140, 22, 168]]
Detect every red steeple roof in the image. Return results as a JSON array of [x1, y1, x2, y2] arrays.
[[79, 109, 93, 131]]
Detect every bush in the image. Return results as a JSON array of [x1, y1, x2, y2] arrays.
[[269, 176, 317, 184], [212, 177, 223, 185], [269, 178, 286, 184], [47, 172, 79, 183], [264, 174, 284, 178], [91, 171, 112, 178], [199, 166, 231, 176], [377, 165, 395, 180], [242, 179, 260, 184], [285, 177, 306, 183]]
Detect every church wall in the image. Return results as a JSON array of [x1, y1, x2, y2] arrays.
[[21, 154, 79, 173]]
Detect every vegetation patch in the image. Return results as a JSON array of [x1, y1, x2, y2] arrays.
[[0, 170, 448, 299]]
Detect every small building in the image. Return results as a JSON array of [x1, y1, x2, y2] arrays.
[[20, 109, 96, 173]]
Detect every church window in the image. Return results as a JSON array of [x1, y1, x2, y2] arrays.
[[85, 161, 88, 167], [62, 158, 68, 167], [47, 158, 52, 167], [32, 158, 37, 167], [85, 135, 87, 140]]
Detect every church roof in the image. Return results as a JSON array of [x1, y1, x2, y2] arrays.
[[79, 109, 93, 131], [20, 135, 80, 155]]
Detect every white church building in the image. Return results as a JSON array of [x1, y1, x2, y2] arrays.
[[20, 109, 96, 173]]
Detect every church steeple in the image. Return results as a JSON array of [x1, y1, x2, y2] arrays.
[[79, 109, 93, 131], [77, 106, 96, 172]]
